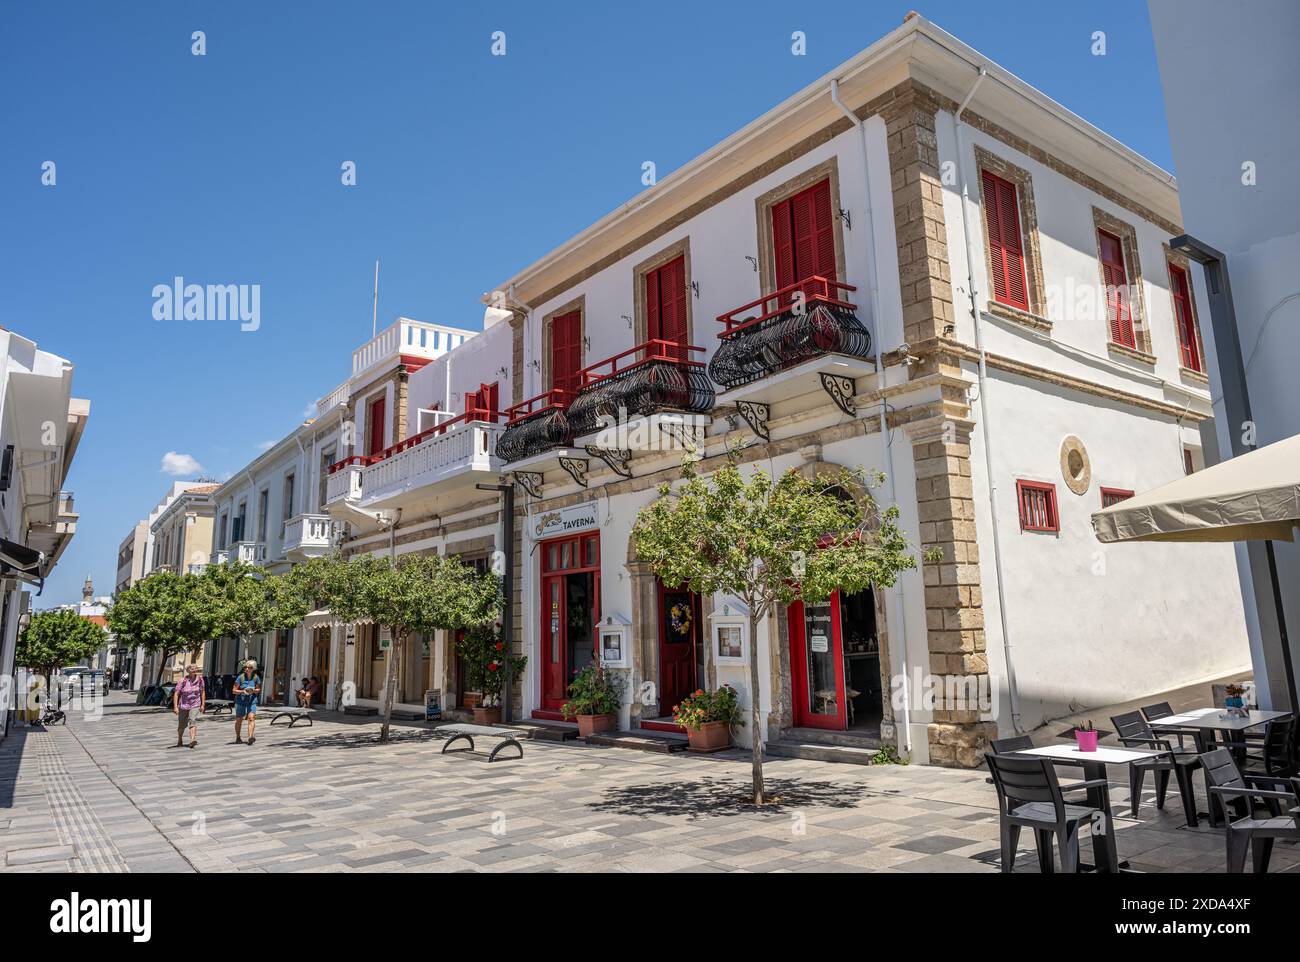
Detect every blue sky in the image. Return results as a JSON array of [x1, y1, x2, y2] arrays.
[[1, 1, 1171, 607]]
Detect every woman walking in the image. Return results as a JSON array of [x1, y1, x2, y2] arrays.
[[172, 663, 205, 749], [232, 660, 261, 745]]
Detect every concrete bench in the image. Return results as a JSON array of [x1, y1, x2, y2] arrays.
[[266, 707, 314, 727], [435, 723, 525, 763]]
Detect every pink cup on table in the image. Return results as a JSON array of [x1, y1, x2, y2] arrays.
[[1075, 729, 1099, 752]]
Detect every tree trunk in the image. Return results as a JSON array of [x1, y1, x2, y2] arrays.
[[153, 650, 169, 687], [747, 611, 765, 805], [378, 628, 399, 743], [328, 626, 346, 711]]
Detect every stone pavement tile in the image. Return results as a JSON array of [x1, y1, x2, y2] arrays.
[[891, 851, 993, 873], [6, 844, 76, 866], [890, 833, 980, 855]]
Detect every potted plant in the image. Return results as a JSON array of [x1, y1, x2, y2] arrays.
[[457, 624, 524, 725], [562, 664, 624, 737], [674, 684, 742, 752], [1074, 720, 1098, 752]]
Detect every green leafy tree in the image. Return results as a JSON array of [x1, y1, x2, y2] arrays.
[[329, 552, 499, 742], [631, 454, 921, 804], [202, 562, 310, 675], [16, 609, 108, 694], [284, 555, 349, 708], [108, 571, 218, 685]]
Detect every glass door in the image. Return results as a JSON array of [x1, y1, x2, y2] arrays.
[[789, 593, 846, 729]]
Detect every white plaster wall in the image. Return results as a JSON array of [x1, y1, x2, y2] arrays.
[[408, 319, 514, 419], [975, 373, 1249, 730]]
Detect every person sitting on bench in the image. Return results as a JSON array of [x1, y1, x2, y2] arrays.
[[296, 675, 320, 708]]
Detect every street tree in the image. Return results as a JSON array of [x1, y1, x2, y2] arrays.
[[16, 609, 108, 696], [202, 562, 310, 674], [107, 571, 217, 686], [631, 453, 922, 804]]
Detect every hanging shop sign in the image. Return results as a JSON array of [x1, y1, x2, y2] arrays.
[[533, 501, 599, 540]]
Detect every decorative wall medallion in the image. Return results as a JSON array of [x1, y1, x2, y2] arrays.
[[1059, 435, 1091, 496]]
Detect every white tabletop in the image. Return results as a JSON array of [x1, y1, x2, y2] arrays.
[[1151, 708, 1290, 731], [1015, 743, 1164, 765]]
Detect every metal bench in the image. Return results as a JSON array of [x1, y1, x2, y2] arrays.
[[436, 723, 525, 763], [266, 706, 314, 727], [205, 700, 234, 716]]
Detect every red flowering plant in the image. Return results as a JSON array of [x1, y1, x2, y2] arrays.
[[672, 684, 743, 732], [455, 623, 526, 708]]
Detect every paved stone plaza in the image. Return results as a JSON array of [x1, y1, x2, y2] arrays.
[[1, 692, 1295, 873]]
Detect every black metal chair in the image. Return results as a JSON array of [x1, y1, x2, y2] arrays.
[[1242, 715, 1297, 777], [1110, 710, 1201, 827], [985, 753, 1106, 873], [1140, 702, 1173, 721], [988, 735, 1095, 796], [1200, 748, 1300, 873]]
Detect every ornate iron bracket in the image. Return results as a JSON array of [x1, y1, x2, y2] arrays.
[[558, 456, 589, 488], [820, 373, 857, 416], [734, 401, 771, 442], [584, 445, 632, 480], [659, 420, 705, 454], [511, 471, 544, 499]]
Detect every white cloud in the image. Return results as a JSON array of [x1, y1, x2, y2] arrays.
[[161, 451, 203, 476]]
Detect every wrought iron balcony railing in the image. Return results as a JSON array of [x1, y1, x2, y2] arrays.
[[495, 389, 573, 464], [708, 277, 872, 390], [565, 340, 714, 439]]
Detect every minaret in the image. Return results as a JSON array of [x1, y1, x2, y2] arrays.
[[82, 575, 93, 606]]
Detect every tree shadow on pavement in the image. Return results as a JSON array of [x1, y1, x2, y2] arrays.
[[588, 775, 870, 820]]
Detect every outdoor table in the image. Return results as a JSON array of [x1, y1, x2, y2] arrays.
[[1011, 743, 1170, 873], [1149, 708, 1292, 825]]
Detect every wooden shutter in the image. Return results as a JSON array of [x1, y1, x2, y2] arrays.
[[367, 396, 386, 456], [982, 170, 1028, 310], [647, 256, 688, 358], [1169, 264, 1200, 371], [1098, 230, 1134, 347], [789, 180, 837, 288], [551, 311, 581, 395], [772, 196, 795, 290]]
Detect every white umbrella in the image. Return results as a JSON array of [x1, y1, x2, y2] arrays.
[[1092, 433, 1300, 544]]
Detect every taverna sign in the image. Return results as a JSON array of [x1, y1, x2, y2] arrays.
[[533, 502, 598, 539]]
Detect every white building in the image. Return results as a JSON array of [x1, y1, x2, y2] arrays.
[[306, 15, 1252, 767], [0, 327, 88, 740], [1150, 0, 1300, 712]]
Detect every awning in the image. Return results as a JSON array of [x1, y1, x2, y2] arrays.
[[1092, 433, 1300, 544]]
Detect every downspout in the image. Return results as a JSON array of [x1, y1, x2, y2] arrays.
[[951, 67, 1024, 732], [830, 79, 913, 756]]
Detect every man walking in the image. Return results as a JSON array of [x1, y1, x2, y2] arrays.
[[172, 663, 205, 749], [233, 659, 261, 745]]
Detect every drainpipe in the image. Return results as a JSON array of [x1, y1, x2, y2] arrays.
[[951, 67, 1024, 733], [830, 79, 913, 756]]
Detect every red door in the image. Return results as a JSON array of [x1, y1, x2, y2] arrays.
[[367, 396, 387, 456], [541, 575, 567, 711], [657, 584, 700, 714], [788, 592, 847, 729], [551, 311, 582, 396]]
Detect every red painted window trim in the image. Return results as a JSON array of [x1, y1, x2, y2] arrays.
[[1100, 487, 1135, 509], [981, 170, 1029, 310], [1168, 263, 1202, 372], [1098, 228, 1136, 348], [1016, 479, 1059, 532]]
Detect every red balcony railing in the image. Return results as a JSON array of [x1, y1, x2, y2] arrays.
[[710, 275, 872, 389], [496, 389, 574, 463]]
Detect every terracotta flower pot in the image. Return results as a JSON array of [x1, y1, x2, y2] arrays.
[[687, 720, 731, 753], [575, 713, 616, 738], [463, 691, 482, 710], [473, 706, 502, 726]]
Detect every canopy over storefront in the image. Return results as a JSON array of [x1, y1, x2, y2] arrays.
[[1092, 433, 1300, 544]]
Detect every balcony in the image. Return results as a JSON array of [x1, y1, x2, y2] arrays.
[[282, 514, 336, 560], [324, 458, 368, 506], [211, 541, 266, 567], [358, 413, 504, 509], [351, 318, 473, 380], [496, 389, 574, 465], [566, 340, 714, 442], [709, 277, 874, 423]]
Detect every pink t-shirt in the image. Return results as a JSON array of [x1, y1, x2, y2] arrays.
[[176, 675, 205, 710]]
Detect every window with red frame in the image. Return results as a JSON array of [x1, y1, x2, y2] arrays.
[[1168, 263, 1201, 372], [645, 255, 688, 360], [1184, 448, 1196, 475], [1100, 487, 1135, 509], [981, 170, 1029, 310], [1098, 229, 1136, 348], [367, 395, 387, 457], [550, 310, 582, 396], [1016, 480, 1059, 532], [772, 179, 837, 293]]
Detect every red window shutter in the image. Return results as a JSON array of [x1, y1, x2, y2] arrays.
[[772, 197, 795, 290], [645, 267, 660, 344], [1169, 264, 1200, 371], [1099, 230, 1134, 347], [982, 170, 1028, 310], [551, 311, 581, 395], [484, 381, 499, 416], [367, 396, 386, 456]]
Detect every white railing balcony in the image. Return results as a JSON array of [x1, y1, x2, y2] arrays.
[[316, 380, 350, 418], [325, 461, 365, 505], [359, 418, 503, 507], [283, 514, 336, 560], [351, 318, 475, 378], [211, 541, 266, 567]]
